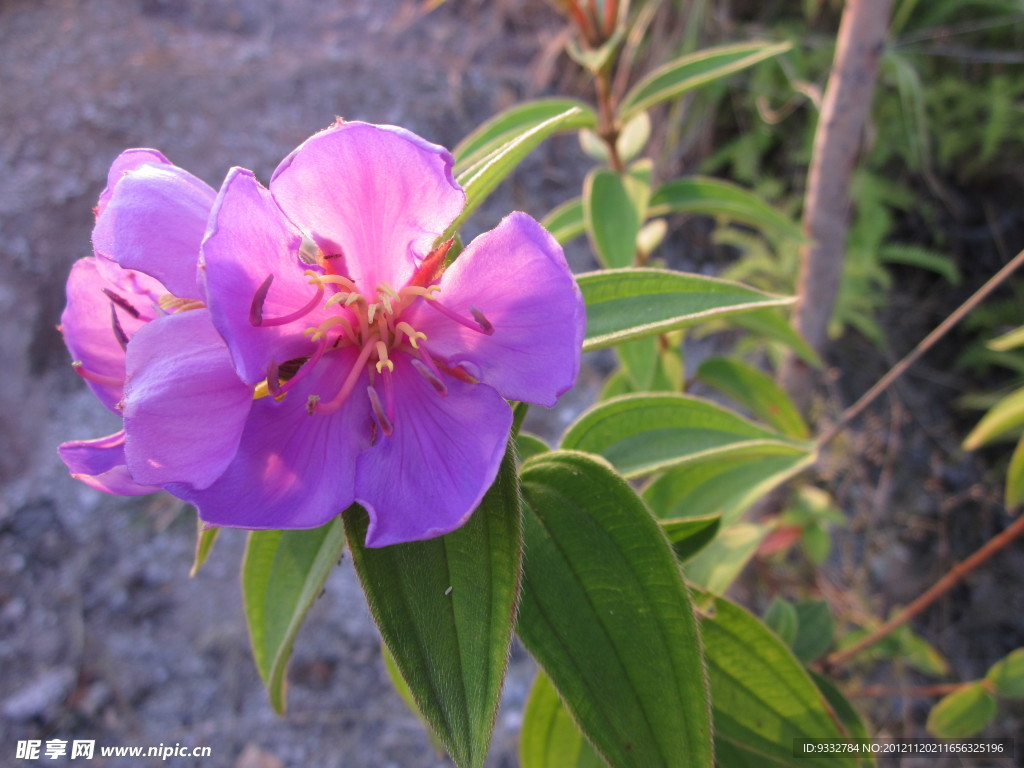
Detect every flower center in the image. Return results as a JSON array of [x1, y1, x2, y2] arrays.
[[249, 251, 494, 440]]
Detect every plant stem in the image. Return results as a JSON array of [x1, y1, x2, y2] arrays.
[[781, 0, 894, 407], [850, 682, 971, 699], [595, 68, 625, 172], [818, 247, 1024, 449], [824, 512, 1024, 670]]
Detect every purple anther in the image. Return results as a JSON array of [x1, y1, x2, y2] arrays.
[[411, 358, 448, 396], [110, 304, 130, 351], [249, 274, 274, 326], [469, 305, 494, 335], [102, 288, 141, 318], [367, 386, 394, 437]]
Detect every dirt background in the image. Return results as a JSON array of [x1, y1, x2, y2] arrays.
[[3, 1, 1024, 767], [0, 1, 594, 766]]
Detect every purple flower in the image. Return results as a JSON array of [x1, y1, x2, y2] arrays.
[[158, 121, 585, 547], [59, 150, 252, 495]]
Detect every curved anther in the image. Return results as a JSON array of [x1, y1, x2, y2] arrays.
[[278, 339, 329, 395], [411, 358, 447, 396], [427, 298, 495, 335], [266, 359, 282, 397], [102, 288, 141, 318], [367, 386, 394, 437], [396, 321, 427, 349], [71, 361, 122, 388], [469, 306, 494, 335], [250, 274, 325, 327], [375, 341, 393, 373], [110, 305, 129, 351]]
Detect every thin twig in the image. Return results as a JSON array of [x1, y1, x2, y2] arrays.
[[818, 247, 1024, 449], [824, 513, 1024, 670], [850, 682, 972, 699]]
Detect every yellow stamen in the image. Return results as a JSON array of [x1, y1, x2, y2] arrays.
[[318, 274, 359, 291], [375, 341, 393, 373], [159, 295, 206, 313], [306, 315, 356, 342], [324, 291, 356, 309], [396, 321, 427, 349]]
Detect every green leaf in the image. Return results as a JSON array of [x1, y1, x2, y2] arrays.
[[190, 521, 219, 578], [518, 432, 551, 463], [242, 518, 346, 714], [764, 597, 799, 648], [617, 335, 660, 391], [988, 325, 1024, 352], [382, 643, 444, 751], [926, 683, 997, 738], [583, 162, 653, 269], [809, 673, 876, 766], [541, 197, 586, 245], [600, 368, 635, 400], [662, 513, 722, 562], [619, 41, 792, 121], [879, 244, 960, 285], [637, 218, 668, 259], [616, 110, 652, 163], [895, 626, 949, 677], [963, 387, 1024, 450], [444, 107, 584, 241], [344, 447, 522, 768], [643, 442, 814, 525], [518, 451, 713, 768], [696, 357, 809, 439], [453, 99, 596, 175], [649, 176, 803, 243], [520, 671, 606, 768], [579, 268, 794, 352], [790, 600, 834, 663], [986, 648, 1024, 699], [684, 522, 766, 594], [1007, 435, 1024, 508], [697, 591, 858, 768], [562, 392, 806, 479], [727, 308, 824, 369]]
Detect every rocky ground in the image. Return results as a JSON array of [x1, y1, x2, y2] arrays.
[[0, 1, 593, 766]]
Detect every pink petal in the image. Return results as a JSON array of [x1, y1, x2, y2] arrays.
[[123, 309, 252, 489], [354, 355, 512, 547], [58, 430, 160, 496], [408, 212, 585, 406], [61, 257, 164, 413], [93, 156, 215, 300], [97, 148, 173, 215], [170, 351, 371, 529], [270, 121, 465, 292], [202, 168, 323, 385]]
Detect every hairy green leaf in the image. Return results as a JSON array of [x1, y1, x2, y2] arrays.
[[345, 448, 522, 768], [243, 518, 346, 714], [619, 41, 792, 121], [579, 268, 793, 351], [519, 451, 713, 768]]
